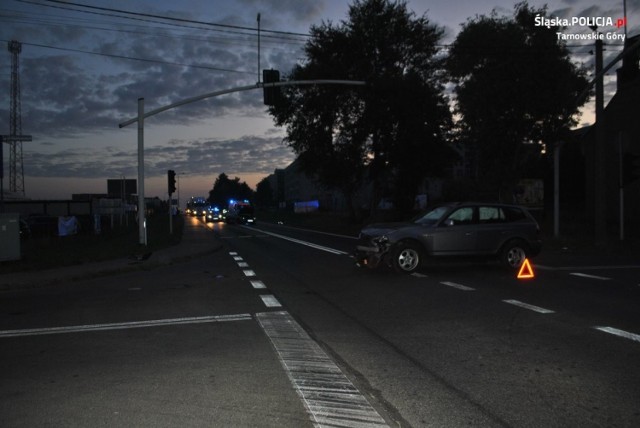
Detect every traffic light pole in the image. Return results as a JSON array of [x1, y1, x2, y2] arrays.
[[119, 79, 366, 246], [118, 80, 366, 128], [167, 169, 176, 235], [591, 36, 606, 246], [169, 190, 173, 235]]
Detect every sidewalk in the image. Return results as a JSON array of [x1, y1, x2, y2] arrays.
[[534, 236, 640, 268], [0, 221, 223, 291]]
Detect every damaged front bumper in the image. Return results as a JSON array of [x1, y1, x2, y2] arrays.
[[354, 240, 391, 269]]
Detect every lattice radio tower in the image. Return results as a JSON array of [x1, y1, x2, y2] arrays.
[[3, 40, 31, 196]]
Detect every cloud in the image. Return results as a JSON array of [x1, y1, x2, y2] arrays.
[[233, 0, 327, 22], [0, 2, 305, 139], [21, 134, 295, 179]]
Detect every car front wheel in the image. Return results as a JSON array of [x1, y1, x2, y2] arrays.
[[392, 242, 422, 273], [501, 240, 528, 269]]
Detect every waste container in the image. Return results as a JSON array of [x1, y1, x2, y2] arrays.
[[0, 213, 20, 261]]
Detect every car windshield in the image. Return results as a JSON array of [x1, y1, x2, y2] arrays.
[[414, 206, 449, 225]]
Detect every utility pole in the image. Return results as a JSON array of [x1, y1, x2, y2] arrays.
[[6, 40, 30, 196], [137, 98, 146, 246], [593, 30, 607, 245], [257, 13, 261, 83]]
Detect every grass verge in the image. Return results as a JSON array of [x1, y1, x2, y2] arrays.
[[0, 213, 184, 273]]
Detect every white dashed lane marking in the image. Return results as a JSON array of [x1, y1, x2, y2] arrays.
[[440, 281, 475, 291], [594, 326, 640, 343], [503, 299, 555, 314], [251, 280, 267, 289], [260, 295, 282, 308]]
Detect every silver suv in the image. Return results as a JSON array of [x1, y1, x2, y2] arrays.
[[355, 202, 542, 273]]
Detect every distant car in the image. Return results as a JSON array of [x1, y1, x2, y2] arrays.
[[206, 206, 223, 222], [226, 202, 255, 224], [355, 202, 542, 273], [186, 201, 207, 216]]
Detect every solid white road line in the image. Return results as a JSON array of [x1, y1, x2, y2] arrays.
[[270, 223, 359, 240], [594, 326, 640, 343], [241, 226, 349, 255], [0, 314, 253, 338], [441, 281, 475, 291], [503, 299, 555, 314], [570, 272, 612, 280], [256, 311, 388, 427]]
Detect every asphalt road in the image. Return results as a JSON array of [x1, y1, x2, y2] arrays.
[[1, 217, 640, 427]]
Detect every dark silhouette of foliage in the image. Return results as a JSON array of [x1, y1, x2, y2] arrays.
[[255, 177, 274, 208], [269, 0, 453, 216], [446, 1, 590, 201], [208, 173, 253, 207]]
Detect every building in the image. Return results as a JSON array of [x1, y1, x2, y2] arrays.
[[581, 35, 640, 239], [265, 159, 351, 212]]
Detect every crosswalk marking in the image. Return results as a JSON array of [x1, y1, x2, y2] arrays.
[[256, 311, 388, 427]]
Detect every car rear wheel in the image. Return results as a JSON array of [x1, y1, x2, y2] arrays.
[[392, 242, 422, 273], [501, 240, 528, 269]]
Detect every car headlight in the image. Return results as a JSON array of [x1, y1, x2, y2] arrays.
[[373, 235, 389, 245]]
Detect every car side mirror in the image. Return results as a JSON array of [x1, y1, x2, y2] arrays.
[[444, 219, 455, 227]]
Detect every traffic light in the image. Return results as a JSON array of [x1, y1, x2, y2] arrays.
[[167, 169, 176, 195], [622, 153, 640, 186], [263, 69, 280, 106]]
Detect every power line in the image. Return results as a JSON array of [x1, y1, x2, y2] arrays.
[[0, 38, 256, 75], [0, 10, 305, 48], [36, 0, 310, 38], [14, 0, 307, 45]]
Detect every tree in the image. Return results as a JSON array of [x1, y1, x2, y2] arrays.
[[446, 1, 589, 201], [255, 177, 274, 208], [208, 173, 253, 207], [269, 0, 452, 217]]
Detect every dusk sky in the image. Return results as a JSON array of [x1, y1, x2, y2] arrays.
[[1, 0, 637, 202]]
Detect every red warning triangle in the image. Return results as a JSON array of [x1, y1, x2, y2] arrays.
[[517, 258, 535, 279]]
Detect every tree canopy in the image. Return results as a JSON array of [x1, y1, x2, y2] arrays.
[[255, 177, 274, 208], [446, 1, 589, 200], [269, 0, 453, 214], [207, 173, 253, 207]]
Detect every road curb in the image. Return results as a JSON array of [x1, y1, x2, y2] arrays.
[[0, 241, 224, 292]]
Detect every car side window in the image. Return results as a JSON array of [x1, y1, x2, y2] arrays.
[[504, 207, 527, 222], [479, 206, 505, 224], [446, 207, 474, 225]]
